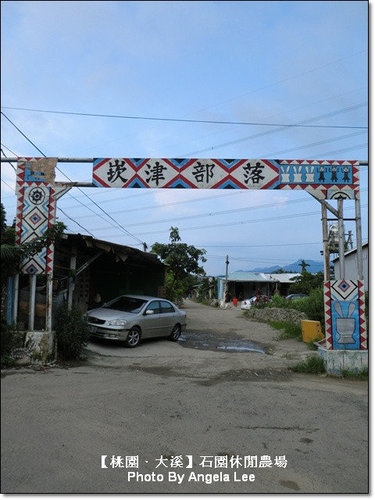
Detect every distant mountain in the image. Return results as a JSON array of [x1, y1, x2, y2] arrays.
[[249, 259, 324, 274]]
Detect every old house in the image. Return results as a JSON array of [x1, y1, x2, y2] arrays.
[[16, 233, 167, 329], [216, 271, 301, 301]]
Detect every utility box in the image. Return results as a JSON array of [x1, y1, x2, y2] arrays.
[[301, 320, 324, 343]]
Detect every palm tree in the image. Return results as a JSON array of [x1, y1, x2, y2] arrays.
[[298, 259, 310, 273]]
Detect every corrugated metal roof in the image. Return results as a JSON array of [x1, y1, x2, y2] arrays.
[[269, 273, 301, 283], [218, 272, 271, 282], [331, 241, 368, 262], [62, 233, 165, 267], [217, 272, 300, 283]]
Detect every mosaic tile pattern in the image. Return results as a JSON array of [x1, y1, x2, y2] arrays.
[[93, 158, 359, 200], [16, 158, 69, 275], [324, 280, 367, 350]]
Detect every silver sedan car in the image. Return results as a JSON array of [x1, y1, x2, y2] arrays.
[[87, 295, 187, 347]]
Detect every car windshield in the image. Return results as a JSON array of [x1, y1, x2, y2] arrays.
[[104, 297, 147, 313]]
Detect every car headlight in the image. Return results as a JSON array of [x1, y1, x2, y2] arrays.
[[106, 319, 127, 327]]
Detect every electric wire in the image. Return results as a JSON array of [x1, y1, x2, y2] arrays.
[[58, 207, 95, 237], [0, 33, 368, 271], [1, 147, 96, 236], [1, 105, 367, 130], [1, 113, 146, 247], [180, 103, 367, 156], [1, 106, 368, 269], [1, 140, 368, 254], [1, 143, 18, 160]]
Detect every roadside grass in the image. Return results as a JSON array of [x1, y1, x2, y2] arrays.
[[291, 356, 368, 379], [291, 355, 325, 374], [269, 320, 302, 340], [269, 320, 318, 350], [339, 368, 368, 380]]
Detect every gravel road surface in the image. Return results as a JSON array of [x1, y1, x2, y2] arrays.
[[1, 300, 368, 494]]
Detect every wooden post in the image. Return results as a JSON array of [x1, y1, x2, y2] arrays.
[[28, 274, 36, 330]]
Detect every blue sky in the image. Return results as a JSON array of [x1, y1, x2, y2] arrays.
[[1, 1, 368, 276]]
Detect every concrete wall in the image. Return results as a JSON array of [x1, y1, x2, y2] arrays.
[[317, 346, 368, 375]]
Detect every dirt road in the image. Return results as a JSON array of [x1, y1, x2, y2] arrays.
[[1, 300, 369, 494], [85, 298, 315, 379]]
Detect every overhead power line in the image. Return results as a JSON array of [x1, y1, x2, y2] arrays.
[[1, 105, 367, 130], [1, 112, 45, 155], [180, 103, 367, 156], [1, 103, 368, 260], [1, 113, 145, 247]]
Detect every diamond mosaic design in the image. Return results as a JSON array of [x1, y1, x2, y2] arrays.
[[16, 159, 70, 275], [331, 280, 358, 301], [93, 158, 359, 199], [324, 280, 367, 350], [14, 158, 365, 352]]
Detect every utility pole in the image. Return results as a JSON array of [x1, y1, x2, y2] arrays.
[[346, 230, 353, 250], [224, 255, 229, 300], [321, 203, 331, 281]]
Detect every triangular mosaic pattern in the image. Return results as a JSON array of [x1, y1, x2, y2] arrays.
[[92, 158, 359, 199], [16, 159, 69, 275], [324, 280, 367, 350]]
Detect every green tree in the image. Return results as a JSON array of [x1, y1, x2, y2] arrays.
[[151, 227, 207, 303], [298, 259, 310, 272], [1, 203, 7, 234], [196, 276, 217, 302], [1, 204, 18, 284], [289, 270, 324, 295], [1, 202, 67, 284]]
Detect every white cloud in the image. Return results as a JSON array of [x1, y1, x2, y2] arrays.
[[1, 1, 368, 274]]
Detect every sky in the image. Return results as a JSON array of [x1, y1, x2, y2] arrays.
[[0, 0, 369, 277]]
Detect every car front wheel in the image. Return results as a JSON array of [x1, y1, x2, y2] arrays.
[[125, 327, 141, 347], [169, 324, 181, 342]]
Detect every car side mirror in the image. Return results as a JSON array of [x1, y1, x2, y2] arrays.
[[145, 310, 155, 315]]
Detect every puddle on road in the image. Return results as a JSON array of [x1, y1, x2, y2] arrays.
[[178, 331, 267, 354]]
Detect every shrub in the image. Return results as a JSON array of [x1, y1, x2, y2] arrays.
[[268, 289, 325, 330], [252, 295, 270, 308], [268, 295, 289, 308], [293, 288, 325, 325], [0, 317, 25, 368], [1, 316, 14, 357], [269, 320, 302, 340], [55, 303, 90, 361]]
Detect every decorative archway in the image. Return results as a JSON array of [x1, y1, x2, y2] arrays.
[[10, 156, 367, 353]]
